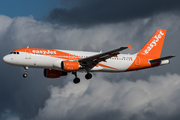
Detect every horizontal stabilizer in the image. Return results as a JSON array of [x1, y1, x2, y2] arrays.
[[149, 56, 175, 64]]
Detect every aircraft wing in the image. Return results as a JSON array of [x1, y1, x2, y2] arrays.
[[78, 45, 132, 69]]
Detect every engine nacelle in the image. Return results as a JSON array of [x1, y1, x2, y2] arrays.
[[61, 61, 80, 72], [44, 69, 67, 78]]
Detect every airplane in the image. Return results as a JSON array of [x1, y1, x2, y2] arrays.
[[3, 29, 175, 84]]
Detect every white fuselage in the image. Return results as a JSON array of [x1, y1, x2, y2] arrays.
[[3, 49, 136, 72]]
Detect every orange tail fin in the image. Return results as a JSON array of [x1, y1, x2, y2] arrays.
[[138, 29, 166, 58]]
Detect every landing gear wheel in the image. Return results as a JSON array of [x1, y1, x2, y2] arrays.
[[73, 78, 80, 84], [72, 72, 80, 84], [23, 66, 28, 78], [23, 73, 28, 78], [85, 73, 92, 80]]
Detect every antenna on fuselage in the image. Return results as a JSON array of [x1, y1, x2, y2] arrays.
[[27, 46, 29, 48]]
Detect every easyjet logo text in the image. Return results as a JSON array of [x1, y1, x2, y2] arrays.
[[142, 31, 164, 55], [32, 50, 57, 54]]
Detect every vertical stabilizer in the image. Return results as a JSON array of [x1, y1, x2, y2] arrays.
[[138, 29, 166, 58]]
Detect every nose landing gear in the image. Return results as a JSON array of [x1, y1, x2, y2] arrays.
[[23, 67, 28, 78], [23, 73, 28, 78]]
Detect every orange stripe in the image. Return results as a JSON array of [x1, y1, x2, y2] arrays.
[[99, 63, 118, 70]]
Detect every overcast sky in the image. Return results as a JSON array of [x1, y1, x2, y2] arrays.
[[0, 0, 180, 120]]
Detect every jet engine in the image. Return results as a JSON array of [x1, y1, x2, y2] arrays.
[[44, 69, 67, 78], [61, 61, 80, 71]]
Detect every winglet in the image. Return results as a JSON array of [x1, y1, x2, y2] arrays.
[[127, 44, 132, 49]]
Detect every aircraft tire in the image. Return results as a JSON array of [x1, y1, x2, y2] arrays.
[[73, 78, 80, 84], [85, 73, 92, 80], [23, 73, 28, 78]]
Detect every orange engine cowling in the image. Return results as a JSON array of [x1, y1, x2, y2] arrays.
[[61, 61, 80, 71], [44, 69, 67, 78]]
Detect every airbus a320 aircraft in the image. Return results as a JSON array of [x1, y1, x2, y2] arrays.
[[3, 29, 175, 84]]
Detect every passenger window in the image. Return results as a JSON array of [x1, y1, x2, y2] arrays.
[[17, 52, 19, 54]]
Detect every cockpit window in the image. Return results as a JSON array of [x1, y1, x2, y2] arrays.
[[9, 52, 20, 54]]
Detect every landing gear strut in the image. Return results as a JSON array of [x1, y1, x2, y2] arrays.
[[23, 66, 28, 78], [72, 72, 80, 84]]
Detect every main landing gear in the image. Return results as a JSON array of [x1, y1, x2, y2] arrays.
[[72, 72, 80, 84], [85, 73, 92, 79], [72, 72, 92, 84], [23, 66, 28, 78]]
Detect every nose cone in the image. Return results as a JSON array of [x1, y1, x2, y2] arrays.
[[3, 55, 10, 64]]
